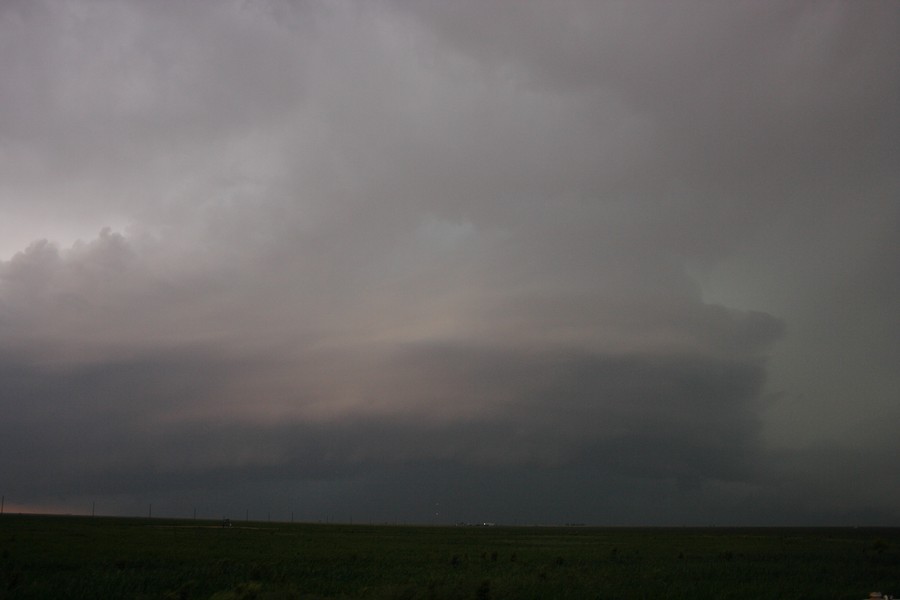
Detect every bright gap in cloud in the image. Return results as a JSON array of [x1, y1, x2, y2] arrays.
[[0, 217, 133, 261]]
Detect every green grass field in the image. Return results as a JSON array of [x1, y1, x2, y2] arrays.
[[1, 514, 898, 599]]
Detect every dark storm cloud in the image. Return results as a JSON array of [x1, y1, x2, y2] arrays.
[[1, 322, 776, 521], [394, 0, 899, 248], [1, 1, 898, 523]]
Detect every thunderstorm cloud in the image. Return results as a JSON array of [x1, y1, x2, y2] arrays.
[[1, 0, 898, 525]]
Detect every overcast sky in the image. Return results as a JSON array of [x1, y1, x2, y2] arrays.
[[1, 0, 898, 525]]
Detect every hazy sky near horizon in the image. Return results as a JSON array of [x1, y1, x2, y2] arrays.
[[1, 0, 898, 525]]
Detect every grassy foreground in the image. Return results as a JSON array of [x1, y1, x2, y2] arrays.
[[1, 514, 898, 599]]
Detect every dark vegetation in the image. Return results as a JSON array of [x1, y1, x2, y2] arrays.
[[1, 514, 898, 599]]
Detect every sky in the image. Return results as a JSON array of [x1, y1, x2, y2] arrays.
[[1, 0, 898, 526]]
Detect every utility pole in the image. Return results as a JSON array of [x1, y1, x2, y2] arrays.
[[1, 495, 4, 515], [92, 502, 95, 518], [148, 504, 152, 519]]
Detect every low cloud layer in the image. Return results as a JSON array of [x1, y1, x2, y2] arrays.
[[1, 0, 898, 524]]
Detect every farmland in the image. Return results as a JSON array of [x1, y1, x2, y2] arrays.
[[1, 514, 898, 599]]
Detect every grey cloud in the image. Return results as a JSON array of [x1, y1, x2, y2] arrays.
[[392, 0, 900, 255], [1, 332, 776, 520], [0, 0, 897, 524]]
